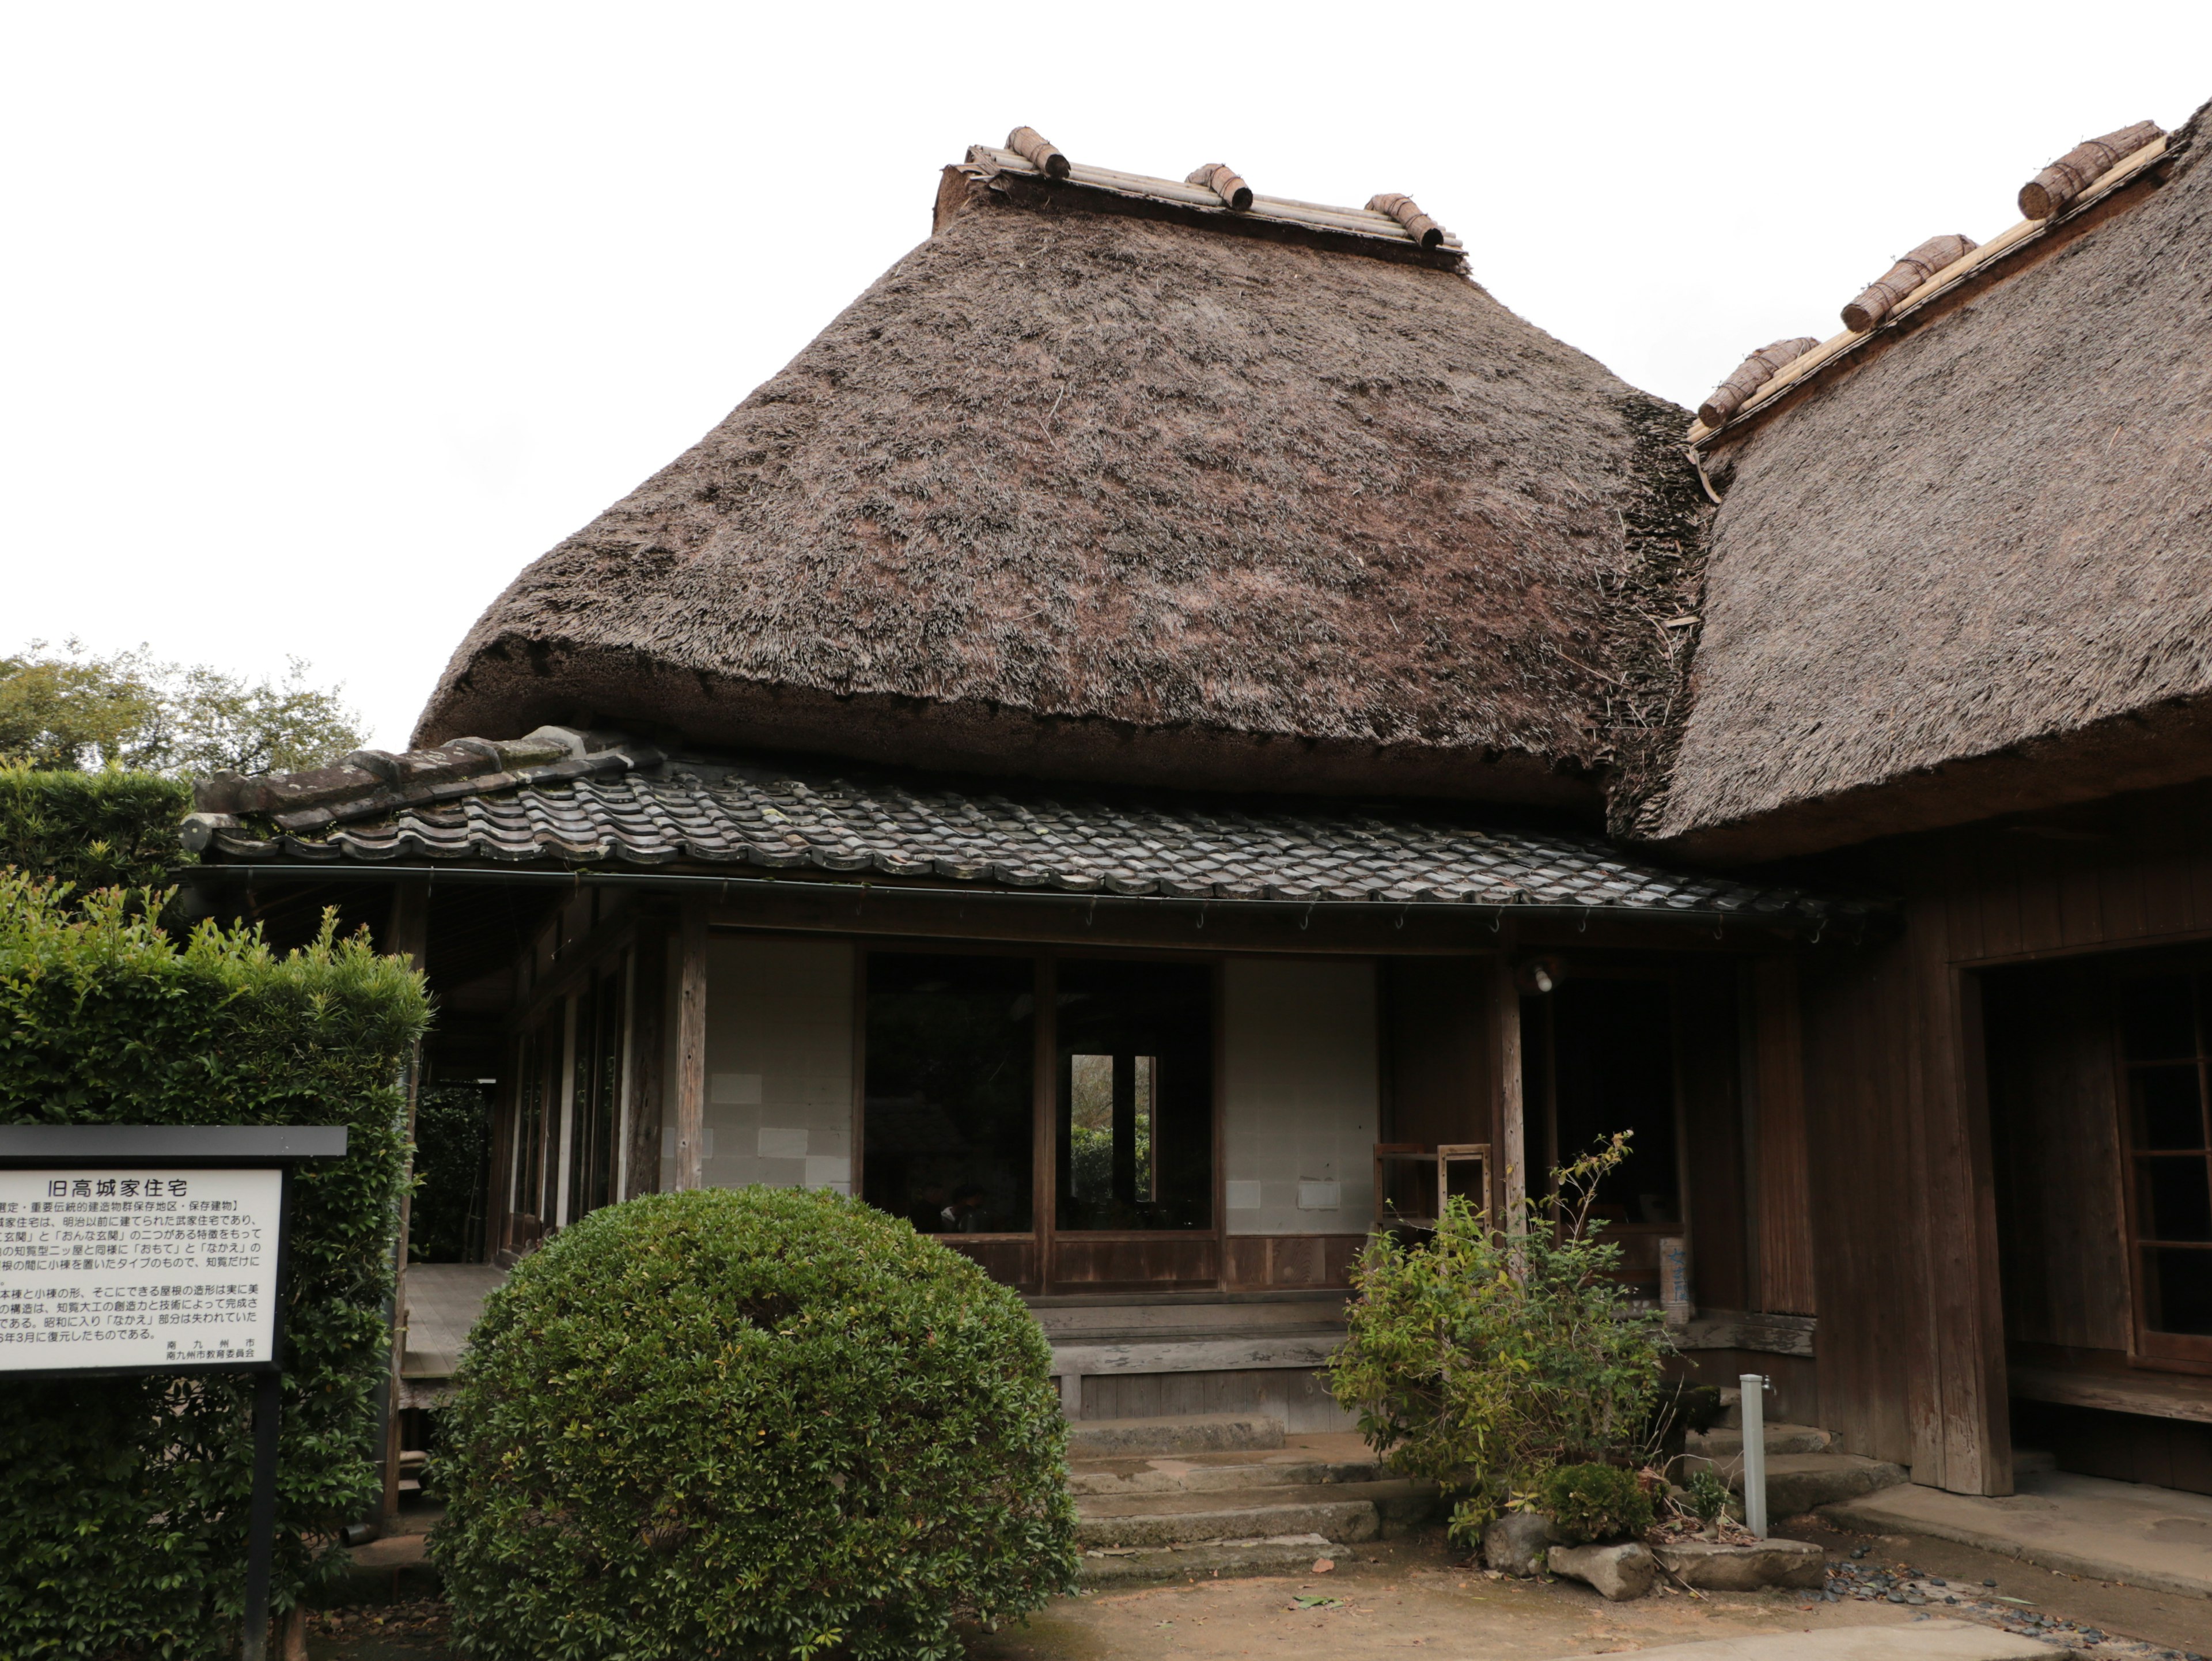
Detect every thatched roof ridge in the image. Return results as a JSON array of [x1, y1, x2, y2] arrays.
[[416, 142, 1705, 810], [1654, 97, 2212, 857]]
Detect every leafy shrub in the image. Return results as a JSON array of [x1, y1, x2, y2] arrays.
[[1537, 1462, 1656, 1545], [408, 1085, 490, 1263], [1326, 1134, 1669, 1546], [0, 765, 191, 905], [1685, 1466, 1732, 1526], [431, 1186, 1078, 1661], [0, 872, 427, 1659]]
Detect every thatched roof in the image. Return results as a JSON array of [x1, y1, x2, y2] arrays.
[[1653, 98, 2212, 858], [416, 141, 1705, 813]]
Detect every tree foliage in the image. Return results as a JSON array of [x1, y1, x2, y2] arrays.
[[0, 872, 428, 1659], [0, 640, 363, 776], [1325, 1134, 1671, 1546], [432, 1186, 1079, 1661]]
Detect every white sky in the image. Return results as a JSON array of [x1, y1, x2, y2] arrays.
[[6, 3, 2209, 752]]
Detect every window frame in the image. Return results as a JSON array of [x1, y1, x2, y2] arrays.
[[2111, 968, 2212, 1370]]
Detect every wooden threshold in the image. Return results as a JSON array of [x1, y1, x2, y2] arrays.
[[2010, 1364, 2212, 1425]]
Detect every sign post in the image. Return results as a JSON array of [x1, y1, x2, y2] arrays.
[[0, 1124, 350, 1661]]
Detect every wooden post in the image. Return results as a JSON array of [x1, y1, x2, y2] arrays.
[[380, 878, 429, 1526], [1491, 962, 1527, 1232], [673, 902, 709, 1192], [624, 928, 668, 1199]]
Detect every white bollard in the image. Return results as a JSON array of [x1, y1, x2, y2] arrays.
[[1740, 1372, 1769, 1538]]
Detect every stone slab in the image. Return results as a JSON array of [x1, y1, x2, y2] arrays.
[[1065, 1414, 1285, 1456], [1827, 1469, 2212, 1600], [1078, 1533, 1339, 1584], [1548, 1540, 1657, 1601], [1074, 1497, 1378, 1549], [1548, 1619, 2071, 1659], [1652, 1535, 1827, 1590], [1743, 1452, 1908, 1514]]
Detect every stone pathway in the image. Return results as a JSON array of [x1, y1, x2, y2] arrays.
[[1828, 1470, 2212, 1600]]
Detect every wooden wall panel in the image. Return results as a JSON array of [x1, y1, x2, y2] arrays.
[[943, 1236, 1039, 1292], [1799, 936, 1931, 1475], [1675, 966, 1749, 1312], [1048, 1235, 1219, 1292], [1224, 1234, 1365, 1290], [1747, 958, 1816, 1315]]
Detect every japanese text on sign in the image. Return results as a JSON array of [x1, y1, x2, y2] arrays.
[[0, 1166, 282, 1371]]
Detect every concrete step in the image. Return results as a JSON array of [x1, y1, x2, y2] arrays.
[[1064, 1414, 1284, 1457], [1687, 1420, 1833, 1458], [1073, 1476, 1435, 1548], [1733, 1451, 1908, 1514]]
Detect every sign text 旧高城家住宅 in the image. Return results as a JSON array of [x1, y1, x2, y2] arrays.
[[0, 1166, 285, 1372]]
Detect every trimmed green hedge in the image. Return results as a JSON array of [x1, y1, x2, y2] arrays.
[[0, 872, 428, 1661], [0, 766, 192, 905], [432, 1187, 1079, 1661]]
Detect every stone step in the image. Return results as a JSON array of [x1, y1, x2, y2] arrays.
[[1080, 1533, 1344, 1584], [1734, 1451, 1908, 1514], [1070, 1454, 1387, 1496], [1686, 1420, 1834, 1458], [1064, 1414, 1285, 1458], [1073, 1476, 1435, 1549]]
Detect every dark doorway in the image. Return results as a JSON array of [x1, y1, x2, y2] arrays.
[[862, 951, 1036, 1235]]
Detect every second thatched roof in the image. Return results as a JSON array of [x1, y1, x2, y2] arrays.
[[1655, 97, 2212, 857], [415, 142, 1705, 813]]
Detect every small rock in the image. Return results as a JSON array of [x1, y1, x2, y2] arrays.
[[1480, 1512, 1556, 1578], [1312, 1558, 1335, 1574], [1547, 1541, 1657, 1602]]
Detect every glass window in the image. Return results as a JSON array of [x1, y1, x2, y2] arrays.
[[863, 952, 1034, 1234], [2116, 973, 2212, 1347], [1055, 959, 1212, 1231]]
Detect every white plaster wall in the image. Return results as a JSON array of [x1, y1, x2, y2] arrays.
[[1221, 958, 1378, 1234], [661, 936, 855, 1194]]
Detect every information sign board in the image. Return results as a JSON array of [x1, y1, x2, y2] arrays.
[[0, 1166, 285, 1372]]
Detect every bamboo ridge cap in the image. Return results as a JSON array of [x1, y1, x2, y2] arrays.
[[1006, 125, 1070, 179], [2021, 119, 2161, 219], [1187, 162, 1254, 211], [1687, 134, 2169, 446]]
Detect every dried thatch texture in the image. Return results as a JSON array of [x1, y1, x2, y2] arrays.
[[419, 164, 1701, 807], [1656, 100, 2210, 857]]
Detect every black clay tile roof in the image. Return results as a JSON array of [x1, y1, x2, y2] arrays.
[[199, 747, 1857, 922]]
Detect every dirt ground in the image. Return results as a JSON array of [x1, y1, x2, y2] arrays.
[[306, 1519, 2211, 1661]]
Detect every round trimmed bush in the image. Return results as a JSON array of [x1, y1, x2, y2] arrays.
[[430, 1187, 1077, 1660]]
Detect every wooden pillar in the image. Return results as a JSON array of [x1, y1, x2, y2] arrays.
[[380, 878, 429, 1525], [624, 928, 669, 1199], [673, 901, 709, 1192], [1912, 912, 2013, 1496], [1491, 960, 1527, 1232]]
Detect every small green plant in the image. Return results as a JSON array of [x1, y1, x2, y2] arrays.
[[1539, 1462, 1656, 1545], [432, 1186, 1078, 1661], [1326, 1134, 1670, 1546], [1685, 1466, 1732, 1527]]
